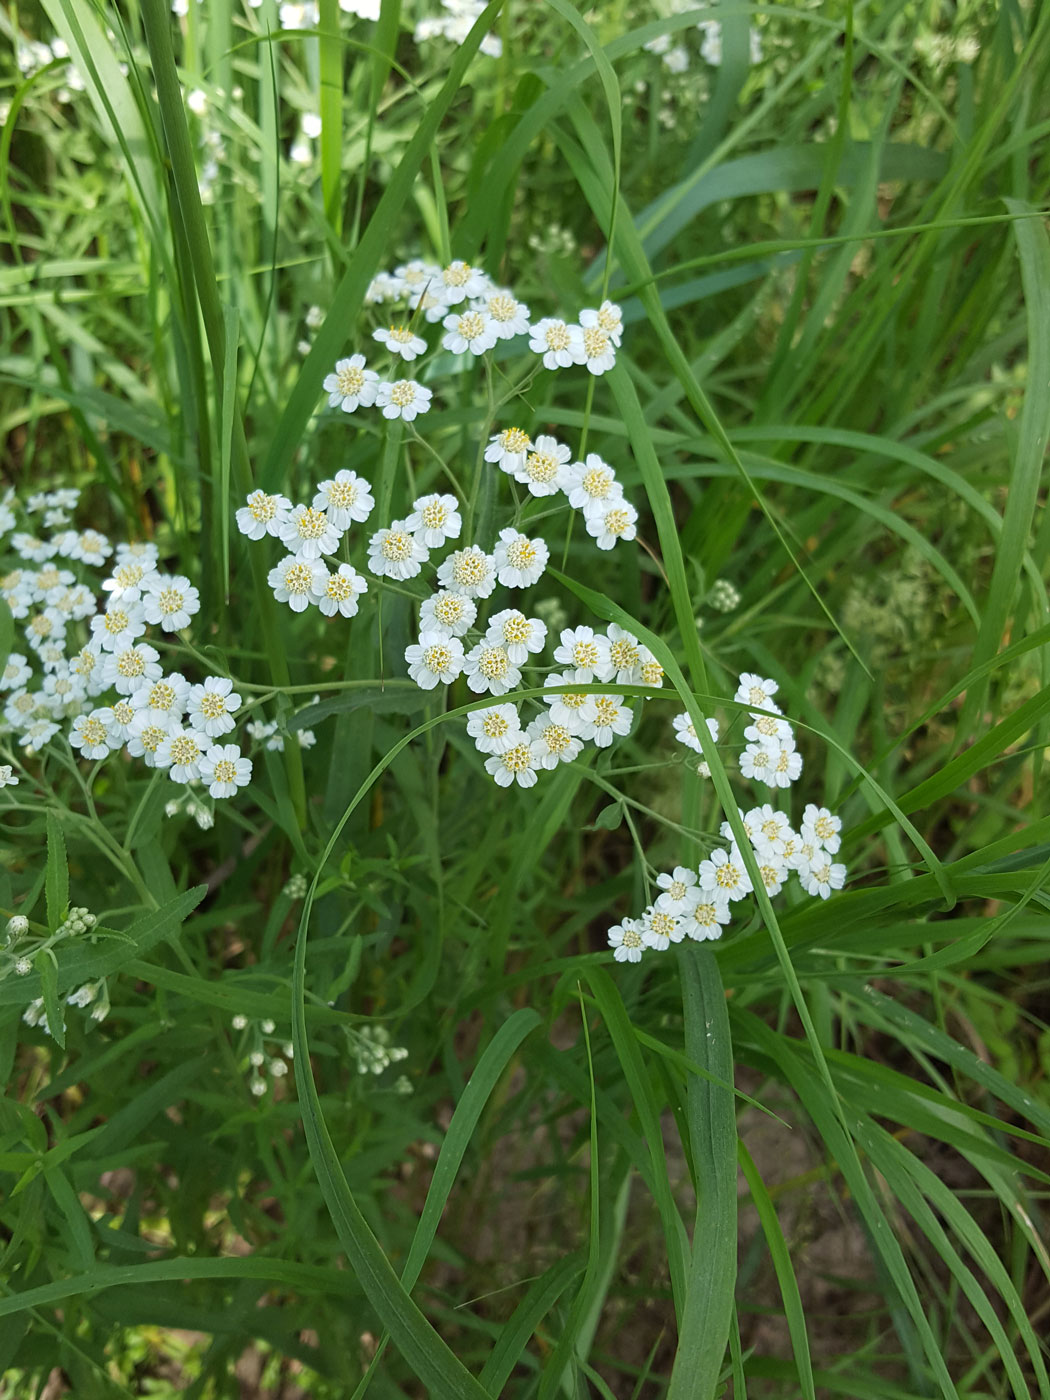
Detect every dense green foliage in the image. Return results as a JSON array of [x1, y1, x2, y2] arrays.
[[1, 0, 1049, 1395]]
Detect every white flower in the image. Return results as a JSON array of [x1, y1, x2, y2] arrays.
[[562, 454, 623, 516], [639, 905, 685, 951], [515, 435, 572, 497], [638, 647, 664, 689], [61, 529, 112, 566], [391, 259, 440, 299], [526, 714, 583, 768], [748, 805, 793, 856], [608, 918, 645, 962], [720, 808, 758, 847], [115, 540, 160, 568], [467, 703, 522, 755], [419, 590, 476, 637], [542, 671, 591, 732], [40, 669, 85, 713], [365, 271, 398, 302], [405, 632, 465, 689], [754, 854, 789, 897], [101, 560, 154, 603], [89, 603, 147, 653], [672, 712, 719, 754], [313, 470, 375, 528], [340, 0, 380, 19], [441, 309, 498, 356], [367, 522, 429, 581], [493, 529, 549, 588], [735, 672, 779, 710], [56, 584, 96, 621], [662, 44, 690, 73], [800, 804, 842, 854], [200, 742, 253, 798], [25, 609, 68, 655], [126, 717, 173, 766], [576, 322, 616, 375], [0, 764, 19, 787], [683, 898, 730, 942], [799, 857, 847, 900], [373, 325, 428, 361], [586, 500, 638, 550], [131, 673, 191, 728], [474, 289, 530, 339], [268, 554, 325, 611], [553, 626, 611, 681], [69, 709, 115, 761], [698, 18, 723, 64], [375, 378, 433, 421], [744, 711, 794, 748], [13, 533, 57, 563], [438, 260, 489, 304], [484, 739, 539, 788], [655, 867, 702, 916], [528, 317, 584, 370], [155, 726, 207, 783], [740, 742, 775, 784], [769, 738, 803, 789], [98, 698, 138, 746], [437, 545, 497, 599], [28, 564, 75, 604], [602, 625, 643, 685], [20, 718, 60, 750], [485, 609, 547, 665], [1, 654, 33, 691], [578, 693, 633, 748], [485, 426, 532, 476], [186, 677, 241, 737], [323, 354, 380, 413], [278, 504, 343, 560], [312, 562, 368, 617], [101, 642, 163, 695], [698, 846, 752, 901], [579, 300, 623, 348], [142, 574, 201, 631], [463, 641, 521, 696], [405, 493, 462, 548]]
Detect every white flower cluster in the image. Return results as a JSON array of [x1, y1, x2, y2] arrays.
[[671, 672, 803, 788], [414, 0, 503, 59], [0, 488, 252, 803], [485, 433, 637, 550], [608, 802, 846, 962], [644, 10, 762, 73], [230, 1014, 294, 1098], [236, 472, 372, 618], [7, 902, 110, 1033], [350, 1024, 409, 1076]]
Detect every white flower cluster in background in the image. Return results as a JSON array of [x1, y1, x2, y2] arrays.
[[414, 0, 503, 59], [0, 488, 254, 804], [349, 1024, 409, 1078], [230, 1014, 295, 1098], [608, 800, 846, 962], [671, 672, 803, 789], [643, 4, 763, 72], [4, 903, 111, 1032]]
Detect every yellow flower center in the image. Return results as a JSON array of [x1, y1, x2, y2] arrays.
[[113, 702, 134, 725], [214, 758, 238, 784], [543, 323, 571, 351], [507, 539, 537, 568], [815, 815, 836, 840], [336, 364, 364, 395], [456, 312, 485, 341], [479, 647, 508, 680], [650, 912, 676, 938], [116, 650, 144, 677], [597, 304, 620, 333], [295, 508, 328, 540], [37, 567, 61, 589], [503, 742, 531, 773], [543, 724, 571, 753], [140, 725, 165, 753], [502, 615, 531, 645], [452, 553, 487, 585], [421, 501, 448, 529], [381, 532, 412, 562], [170, 735, 201, 766], [30, 615, 53, 637], [200, 692, 227, 719], [668, 880, 686, 901], [593, 697, 619, 726], [104, 610, 128, 635], [284, 563, 314, 593], [388, 325, 416, 345], [328, 479, 358, 510], [81, 718, 107, 746], [489, 294, 517, 323], [760, 866, 780, 890], [499, 427, 530, 453], [641, 660, 663, 685], [748, 685, 767, 706], [525, 451, 558, 483], [604, 509, 631, 536], [435, 595, 465, 624], [573, 640, 599, 668], [389, 380, 416, 407], [442, 262, 472, 288], [715, 864, 739, 889], [609, 639, 638, 671], [582, 326, 609, 358], [423, 644, 452, 673], [483, 713, 509, 738], [582, 466, 613, 498], [149, 683, 176, 711], [327, 573, 354, 601]]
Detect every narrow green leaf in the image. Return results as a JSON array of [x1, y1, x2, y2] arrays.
[[45, 811, 68, 935], [0, 596, 13, 681], [35, 952, 64, 1051]]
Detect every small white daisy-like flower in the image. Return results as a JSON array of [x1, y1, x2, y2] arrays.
[[312, 471, 375, 528], [608, 918, 645, 963], [637, 647, 664, 689], [28, 564, 75, 604], [15, 533, 58, 563], [114, 540, 160, 568], [463, 641, 521, 696], [735, 672, 780, 710], [744, 711, 794, 748], [64, 529, 113, 566], [719, 808, 758, 847], [740, 742, 775, 784], [236, 489, 293, 541], [684, 898, 731, 942], [186, 677, 241, 737], [467, 703, 523, 755], [655, 867, 702, 916], [475, 289, 530, 340], [542, 671, 591, 732], [526, 713, 583, 769], [199, 742, 253, 798], [484, 739, 539, 788], [602, 625, 643, 685], [405, 493, 462, 549], [375, 378, 433, 421], [748, 805, 793, 856], [20, 718, 60, 750], [799, 857, 847, 900], [101, 560, 154, 604], [579, 299, 623, 348], [155, 726, 207, 783], [441, 308, 498, 356], [373, 325, 428, 361], [37, 643, 69, 677], [438, 260, 489, 304], [698, 846, 752, 901], [98, 698, 137, 747], [279, 504, 343, 560], [127, 716, 173, 766], [485, 609, 547, 665], [5, 689, 41, 729], [801, 804, 842, 854], [25, 610, 67, 656], [131, 673, 191, 728], [56, 583, 97, 622], [562, 454, 623, 515], [420, 590, 476, 637], [391, 259, 440, 298], [437, 545, 497, 599], [755, 855, 789, 897], [586, 499, 638, 550], [0, 764, 20, 788], [484, 426, 532, 476], [639, 904, 685, 951], [40, 670, 85, 713], [578, 693, 633, 748], [90, 603, 147, 654], [101, 642, 163, 695], [364, 270, 398, 302], [322, 354, 380, 413], [268, 555, 325, 611], [1, 653, 33, 691], [528, 317, 584, 370], [313, 562, 368, 618], [142, 575, 201, 632], [493, 528, 549, 588], [515, 435, 572, 498], [553, 626, 611, 681], [367, 522, 429, 581], [405, 632, 465, 690], [576, 322, 616, 375], [69, 709, 115, 761], [769, 738, 803, 789]]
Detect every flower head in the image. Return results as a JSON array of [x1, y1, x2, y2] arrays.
[[437, 545, 497, 599], [493, 528, 549, 588], [236, 489, 293, 540], [376, 378, 433, 421], [323, 354, 380, 413], [268, 555, 326, 610], [405, 493, 462, 549], [367, 523, 429, 581], [313, 471, 375, 528], [467, 703, 522, 755], [141, 575, 200, 631], [405, 632, 465, 690], [200, 742, 253, 799]]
